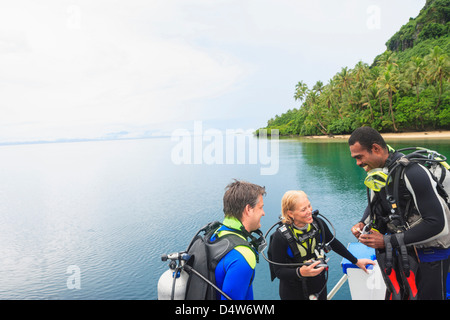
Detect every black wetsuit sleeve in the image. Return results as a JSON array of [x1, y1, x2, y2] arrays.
[[361, 205, 371, 224], [320, 218, 358, 264], [269, 230, 299, 281], [402, 163, 448, 245]]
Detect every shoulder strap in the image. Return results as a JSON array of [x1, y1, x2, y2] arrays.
[[392, 159, 407, 223], [384, 157, 411, 228], [277, 224, 301, 259], [433, 163, 450, 203], [207, 231, 256, 269], [277, 222, 321, 260]]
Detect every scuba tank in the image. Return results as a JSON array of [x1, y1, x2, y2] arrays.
[[157, 221, 260, 300], [158, 269, 189, 300], [157, 252, 190, 300], [157, 221, 233, 300]]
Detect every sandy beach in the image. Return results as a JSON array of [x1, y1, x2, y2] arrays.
[[304, 130, 450, 140]]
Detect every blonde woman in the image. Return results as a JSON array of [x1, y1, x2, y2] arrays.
[[268, 190, 374, 300]]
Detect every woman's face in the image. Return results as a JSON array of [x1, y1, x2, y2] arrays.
[[288, 195, 313, 227]]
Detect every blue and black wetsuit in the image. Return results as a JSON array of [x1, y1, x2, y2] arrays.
[[209, 216, 257, 300]]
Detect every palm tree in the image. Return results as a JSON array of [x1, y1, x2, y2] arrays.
[[405, 56, 427, 102], [304, 90, 328, 135], [368, 66, 385, 117], [336, 67, 352, 96], [336, 67, 355, 112], [376, 50, 398, 68], [353, 61, 374, 120], [294, 81, 309, 103], [378, 63, 400, 132], [425, 46, 450, 110], [322, 79, 343, 119], [313, 80, 324, 94]]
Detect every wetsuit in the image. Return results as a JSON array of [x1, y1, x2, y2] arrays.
[[269, 217, 358, 300], [210, 216, 257, 300], [362, 151, 450, 299]]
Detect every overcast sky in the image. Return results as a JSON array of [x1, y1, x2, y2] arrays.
[[0, 0, 425, 143]]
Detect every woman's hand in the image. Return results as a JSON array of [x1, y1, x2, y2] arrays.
[[355, 259, 376, 274], [298, 260, 324, 277]]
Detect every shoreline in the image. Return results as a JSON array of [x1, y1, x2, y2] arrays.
[[301, 130, 450, 140]]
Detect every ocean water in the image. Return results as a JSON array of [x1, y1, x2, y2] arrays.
[[0, 135, 448, 300]]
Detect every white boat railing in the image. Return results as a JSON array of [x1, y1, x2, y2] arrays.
[[327, 274, 348, 300]]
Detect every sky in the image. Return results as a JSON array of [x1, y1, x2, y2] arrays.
[[0, 0, 426, 143]]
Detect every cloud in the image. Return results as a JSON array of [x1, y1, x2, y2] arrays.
[[0, 1, 249, 142], [0, 0, 425, 142]]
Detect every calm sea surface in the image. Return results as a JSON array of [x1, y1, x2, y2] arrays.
[[0, 135, 448, 300]]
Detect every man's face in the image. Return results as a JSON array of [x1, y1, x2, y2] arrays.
[[248, 195, 265, 231], [349, 142, 386, 172]]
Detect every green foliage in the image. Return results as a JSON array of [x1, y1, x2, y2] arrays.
[[260, 0, 450, 136], [326, 116, 356, 135], [419, 23, 448, 41], [393, 35, 450, 62], [386, 0, 450, 54]]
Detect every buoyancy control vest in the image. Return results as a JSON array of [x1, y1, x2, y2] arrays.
[[280, 220, 321, 261], [267, 217, 325, 282], [366, 148, 450, 249], [183, 219, 257, 300], [362, 147, 450, 300]]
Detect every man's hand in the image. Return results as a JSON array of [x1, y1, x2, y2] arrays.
[[358, 232, 385, 249], [351, 222, 365, 239]]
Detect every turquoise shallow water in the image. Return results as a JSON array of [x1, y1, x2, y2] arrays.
[[0, 136, 448, 299]]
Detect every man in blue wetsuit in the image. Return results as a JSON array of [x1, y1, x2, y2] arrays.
[[349, 127, 450, 300], [210, 180, 266, 300]]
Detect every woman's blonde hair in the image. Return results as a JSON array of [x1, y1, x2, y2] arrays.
[[281, 190, 308, 224]]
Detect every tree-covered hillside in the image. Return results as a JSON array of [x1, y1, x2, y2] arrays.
[[258, 0, 450, 136]]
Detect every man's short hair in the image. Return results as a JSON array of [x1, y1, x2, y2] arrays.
[[348, 126, 387, 152], [223, 180, 266, 220]]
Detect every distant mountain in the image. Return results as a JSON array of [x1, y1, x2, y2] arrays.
[[378, 0, 450, 63], [258, 0, 450, 136]]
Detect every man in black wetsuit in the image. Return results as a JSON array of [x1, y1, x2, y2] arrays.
[[348, 126, 450, 300]]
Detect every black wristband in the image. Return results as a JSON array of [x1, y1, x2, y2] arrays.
[[296, 267, 304, 279]]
